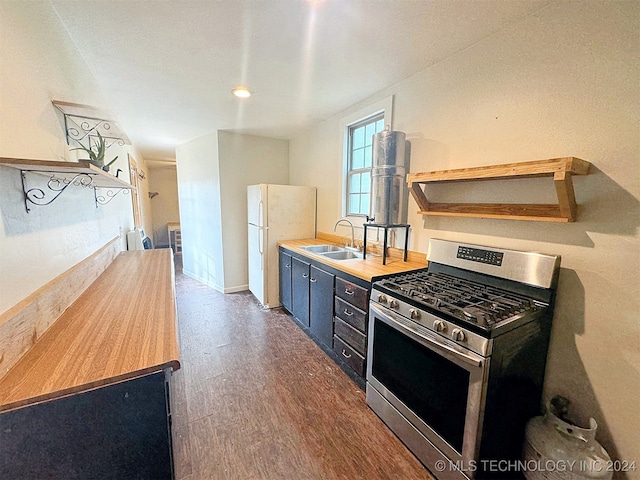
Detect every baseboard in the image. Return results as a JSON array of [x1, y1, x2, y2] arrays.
[[180, 269, 248, 295], [223, 284, 249, 294], [181, 268, 223, 293]]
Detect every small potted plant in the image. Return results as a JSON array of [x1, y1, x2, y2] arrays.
[[71, 131, 118, 172]]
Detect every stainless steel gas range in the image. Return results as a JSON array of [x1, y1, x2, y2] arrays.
[[366, 239, 561, 480]]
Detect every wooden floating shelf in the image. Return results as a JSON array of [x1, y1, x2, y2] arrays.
[[0, 157, 134, 212], [0, 158, 133, 190], [407, 157, 591, 223]]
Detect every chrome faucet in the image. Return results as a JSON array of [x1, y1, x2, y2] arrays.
[[333, 218, 355, 249]]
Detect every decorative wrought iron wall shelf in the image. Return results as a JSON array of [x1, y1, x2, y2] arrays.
[[0, 158, 134, 213], [52, 100, 130, 152]]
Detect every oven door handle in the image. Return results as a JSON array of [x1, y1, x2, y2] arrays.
[[370, 303, 483, 368]]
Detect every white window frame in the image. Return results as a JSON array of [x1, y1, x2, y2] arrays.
[[340, 96, 394, 219]]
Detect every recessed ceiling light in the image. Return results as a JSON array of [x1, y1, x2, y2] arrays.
[[232, 87, 251, 98]]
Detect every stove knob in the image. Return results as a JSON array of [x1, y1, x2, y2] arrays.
[[389, 299, 399, 309], [433, 320, 447, 333], [451, 328, 466, 342], [409, 308, 421, 320], [377, 294, 388, 304]]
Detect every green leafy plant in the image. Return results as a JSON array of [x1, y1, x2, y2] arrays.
[[71, 131, 118, 171], [102, 155, 119, 172]]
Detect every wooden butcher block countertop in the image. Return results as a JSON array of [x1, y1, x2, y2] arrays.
[[0, 249, 180, 413], [279, 235, 428, 281]]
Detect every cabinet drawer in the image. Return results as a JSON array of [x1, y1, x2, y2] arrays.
[[334, 297, 367, 333], [335, 277, 369, 311], [333, 335, 365, 377], [334, 318, 366, 356]]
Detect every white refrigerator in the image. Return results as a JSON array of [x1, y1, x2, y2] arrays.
[[247, 184, 317, 308]]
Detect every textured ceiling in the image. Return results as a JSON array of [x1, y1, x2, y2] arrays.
[[49, 0, 551, 161]]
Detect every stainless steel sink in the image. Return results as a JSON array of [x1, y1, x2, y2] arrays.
[[302, 244, 346, 253], [320, 250, 363, 260]]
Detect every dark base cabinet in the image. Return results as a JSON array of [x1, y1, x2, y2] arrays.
[[333, 335, 366, 377], [334, 318, 366, 355], [279, 250, 293, 312], [292, 257, 311, 327], [0, 371, 174, 479], [309, 265, 335, 348], [279, 247, 371, 388], [287, 257, 337, 350], [333, 277, 370, 378]]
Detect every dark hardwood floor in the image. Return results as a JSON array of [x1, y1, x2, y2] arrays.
[[171, 258, 433, 480]]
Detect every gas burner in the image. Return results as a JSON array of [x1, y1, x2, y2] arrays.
[[378, 271, 542, 331]]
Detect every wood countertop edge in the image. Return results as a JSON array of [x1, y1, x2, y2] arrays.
[[0, 360, 180, 413], [278, 238, 427, 281], [0, 250, 181, 414]]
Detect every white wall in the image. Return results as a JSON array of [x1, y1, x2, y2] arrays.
[[176, 131, 289, 292], [290, 0, 639, 473], [132, 154, 154, 241], [290, 119, 344, 235], [217, 131, 289, 290], [176, 132, 224, 289], [148, 165, 180, 247], [0, 1, 149, 314]]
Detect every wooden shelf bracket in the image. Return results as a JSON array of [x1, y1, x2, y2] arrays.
[[407, 157, 591, 223]]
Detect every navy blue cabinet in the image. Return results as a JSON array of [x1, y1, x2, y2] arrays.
[[292, 257, 311, 327], [0, 371, 174, 479], [309, 265, 335, 348]]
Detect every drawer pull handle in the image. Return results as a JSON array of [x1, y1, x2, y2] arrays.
[[341, 349, 352, 359], [310, 278, 317, 283], [343, 309, 353, 316], [302, 273, 309, 278], [344, 289, 354, 296], [285, 264, 291, 268]]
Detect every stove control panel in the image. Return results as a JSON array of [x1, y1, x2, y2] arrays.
[[457, 246, 503, 266]]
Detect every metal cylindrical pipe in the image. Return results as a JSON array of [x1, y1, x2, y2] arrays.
[[370, 130, 406, 225]]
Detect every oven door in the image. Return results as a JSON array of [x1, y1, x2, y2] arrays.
[[367, 302, 489, 474]]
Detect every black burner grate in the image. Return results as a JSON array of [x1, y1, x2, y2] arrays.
[[378, 272, 541, 329]]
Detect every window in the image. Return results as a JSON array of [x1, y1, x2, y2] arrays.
[[346, 114, 385, 216], [341, 96, 393, 218]]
